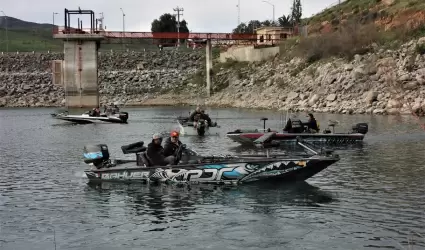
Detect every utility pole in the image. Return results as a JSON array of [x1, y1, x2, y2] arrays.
[[96, 12, 104, 31], [262, 0, 275, 25], [237, 0, 240, 31], [173, 6, 184, 47], [120, 8, 125, 49], [0, 11, 8, 52], [53, 12, 58, 33]]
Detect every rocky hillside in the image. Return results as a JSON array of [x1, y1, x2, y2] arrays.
[[0, 51, 204, 107], [306, 0, 425, 34], [1, 37, 425, 117], [148, 37, 425, 116]]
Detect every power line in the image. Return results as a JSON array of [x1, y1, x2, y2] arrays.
[[173, 6, 184, 46]]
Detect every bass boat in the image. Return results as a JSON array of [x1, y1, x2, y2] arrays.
[[82, 139, 339, 185], [177, 116, 220, 136], [227, 118, 368, 146], [51, 110, 129, 124]]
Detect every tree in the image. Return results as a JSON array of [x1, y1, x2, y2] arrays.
[[232, 20, 262, 34], [278, 14, 292, 27], [151, 13, 189, 45], [261, 20, 272, 27], [290, 0, 302, 25]]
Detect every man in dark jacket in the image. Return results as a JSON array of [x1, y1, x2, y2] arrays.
[[189, 106, 202, 123], [146, 133, 175, 166], [304, 113, 319, 132], [283, 115, 304, 133], [163, 130, 182, 158], [200, 109, 213, 127]]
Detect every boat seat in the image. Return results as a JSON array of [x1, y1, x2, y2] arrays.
[[136, 152, 152, 167]]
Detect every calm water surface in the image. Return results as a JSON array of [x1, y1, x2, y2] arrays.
[[0, 107, 424, 250]]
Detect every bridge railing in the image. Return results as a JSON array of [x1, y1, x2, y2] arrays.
[[53, 26, 261, 40]]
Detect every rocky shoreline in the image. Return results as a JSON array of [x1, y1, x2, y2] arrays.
[[0, 51, 204, 107], [1, 38, 425, 116]]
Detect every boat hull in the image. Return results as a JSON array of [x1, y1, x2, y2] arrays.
[[227, 131, 365, 145], [52, 113, 128, 124], [84, 156, 339, 185]]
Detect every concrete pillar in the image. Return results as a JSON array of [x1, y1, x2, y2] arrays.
[[206, 39, 212, 97], [54, 33, 103, 108]]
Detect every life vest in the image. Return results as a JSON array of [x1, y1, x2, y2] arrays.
[[291, 119, 304, 133], [291, 119, 302, 128]]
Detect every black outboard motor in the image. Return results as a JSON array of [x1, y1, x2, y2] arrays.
[[118, 112, 129, 123], [197, 119, 206, 136], [83, 144, 110, 169], [352, 123, 368, 134]]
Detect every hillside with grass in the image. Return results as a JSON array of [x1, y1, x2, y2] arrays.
[[0, 16, 160, 52], [276, 0, 425, 65]]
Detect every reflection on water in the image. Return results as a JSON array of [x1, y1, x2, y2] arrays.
[[0, 107, 424, 250]]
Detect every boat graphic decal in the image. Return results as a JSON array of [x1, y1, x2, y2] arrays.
[[84, 152, 103, 159], [85, 159, 324, 184], [238, 160, 311, 183]]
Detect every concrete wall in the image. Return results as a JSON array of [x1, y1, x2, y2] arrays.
[[63, 40, 99, 108], [219, 46, 279, 62]]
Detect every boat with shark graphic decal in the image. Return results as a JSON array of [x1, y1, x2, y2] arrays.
[[82, 138, 339, 185]]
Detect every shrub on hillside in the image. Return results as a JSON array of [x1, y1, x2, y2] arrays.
[[416, 44, 425, 55], [292, 22, 380, 63]]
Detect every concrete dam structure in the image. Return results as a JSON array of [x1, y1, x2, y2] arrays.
[[53, 9, 103, 108]]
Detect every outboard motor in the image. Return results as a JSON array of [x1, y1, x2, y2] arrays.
[[118, 112, 129, 123], [352, 123, 368, 134], [83, 144, 110, 169], [197, 119, 206, 136]]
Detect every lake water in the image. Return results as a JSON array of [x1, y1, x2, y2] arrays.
[[0, 107, 424, 250]]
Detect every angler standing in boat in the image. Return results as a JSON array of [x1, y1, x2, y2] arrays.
[[189, 106, 203, 127], [146, 133, 175, 166], [200, 109, 213, 127]]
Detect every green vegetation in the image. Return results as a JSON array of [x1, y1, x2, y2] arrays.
[[416, 43, 425, 55], [0, 28, 62, 52], [0, 27, 174, 52], [151, 13, 189, 45], [233, 0, 302, 33], [305, 0, 425, 27], [279, 21, 425, 64], [278, 0, 425, 64], [0, 15, 193, 52]]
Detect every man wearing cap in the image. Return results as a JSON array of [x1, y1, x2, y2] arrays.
[[200, 109, 212, 127], [146, 133, 175, 166], [163, 130, 182, 158], [189, 106, 203, 127]]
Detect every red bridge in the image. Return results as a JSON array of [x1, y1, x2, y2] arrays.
[[52, 27, 285, 46], [53, 27, 258, 40]]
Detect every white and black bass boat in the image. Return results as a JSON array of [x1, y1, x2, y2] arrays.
[[82, 138, 340, 185], [177, 116, 221, 136], [51, 110, 129, 124]]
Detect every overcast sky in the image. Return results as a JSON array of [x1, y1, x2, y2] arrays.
[[1, 0, 340, 32]]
